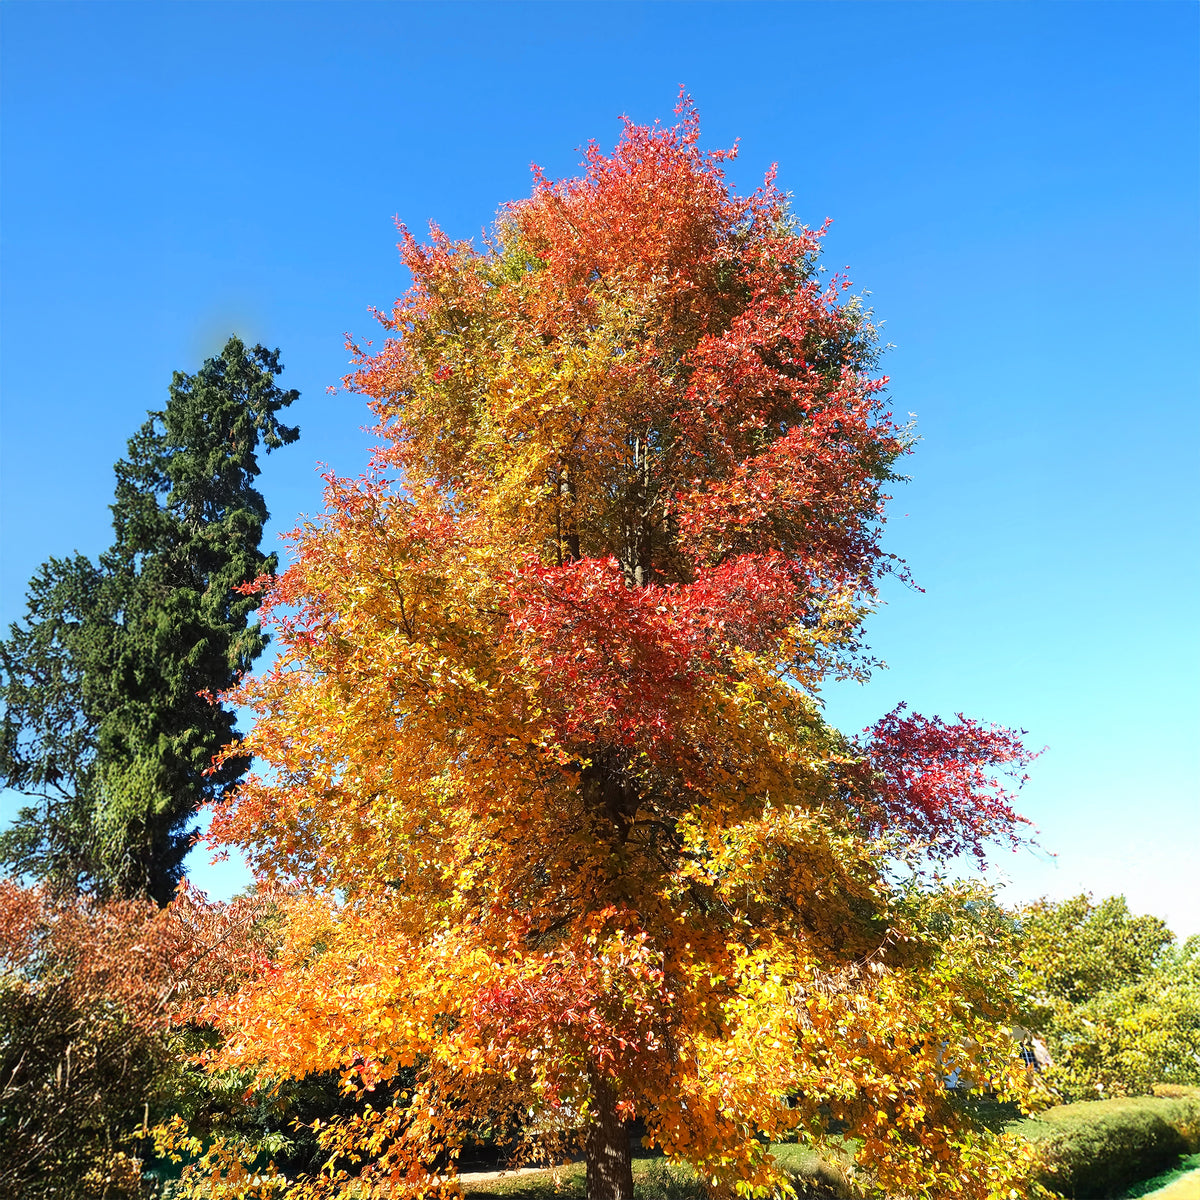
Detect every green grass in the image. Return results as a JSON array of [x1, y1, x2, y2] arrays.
[[1116, 1152, 1200, 1199]]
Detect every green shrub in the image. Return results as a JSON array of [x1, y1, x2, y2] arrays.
[[765, 1141, 854, 1198], [1011, 1095, 1200, 1198]]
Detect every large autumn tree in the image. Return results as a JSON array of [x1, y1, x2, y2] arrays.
[[190, 103, 1043, 1200], [0, 336, 299, 903]]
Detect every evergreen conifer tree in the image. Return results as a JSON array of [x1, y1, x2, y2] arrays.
[[0, 337, 299, 902]]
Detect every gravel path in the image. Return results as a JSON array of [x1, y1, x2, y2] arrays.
[[1144, 1169, 1200, 1200]]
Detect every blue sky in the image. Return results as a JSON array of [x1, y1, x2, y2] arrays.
[[2, 1, 1197, 933]]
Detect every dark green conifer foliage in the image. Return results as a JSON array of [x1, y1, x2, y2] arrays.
[[0, 555, 113, 893], [0, 337, 299, 903]]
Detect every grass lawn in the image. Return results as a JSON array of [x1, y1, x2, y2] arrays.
[[1117, 1153, 1200, 1200]]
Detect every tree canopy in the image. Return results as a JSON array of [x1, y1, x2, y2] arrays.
[[0, 336, 299, 903], [1015, 894, 1200, 1099], [189, 103, 1042, 1200]]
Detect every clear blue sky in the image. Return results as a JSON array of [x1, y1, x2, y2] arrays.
[[2, 2, 1197, 933]]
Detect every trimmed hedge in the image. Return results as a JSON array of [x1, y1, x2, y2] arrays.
[[1012, 1095, 1200, 1198]]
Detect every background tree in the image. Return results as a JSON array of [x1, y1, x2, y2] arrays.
[[0, 336, 299, 903], [189, 104, 1043, 1200], [1015, 894, 1200, 1098]]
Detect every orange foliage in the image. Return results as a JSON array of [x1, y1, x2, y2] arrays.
[[187, 99, 1046, 1200]]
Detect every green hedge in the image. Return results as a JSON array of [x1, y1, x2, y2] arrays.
[[1011, 1095, 1200, 1198]]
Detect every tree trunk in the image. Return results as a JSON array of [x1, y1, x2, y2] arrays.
[[558, 463, 581, 564], [586, 1074, 633, 1200], [621, 434, 652, 589]]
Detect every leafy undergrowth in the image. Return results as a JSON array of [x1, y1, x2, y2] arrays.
[[463, 1142, 852, 1200]]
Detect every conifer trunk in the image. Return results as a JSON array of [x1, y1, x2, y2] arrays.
[[586, 1075, 633, 1200]]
